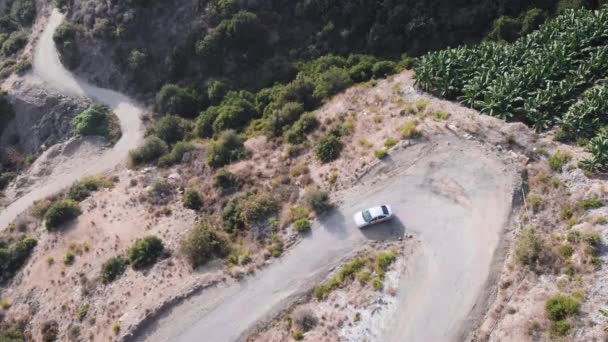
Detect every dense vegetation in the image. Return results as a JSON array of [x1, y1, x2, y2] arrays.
[[63, 0, 596, 93], [415, 6, 608, 171], [0, 236, 37, 283], [0, 92, 17, 191]]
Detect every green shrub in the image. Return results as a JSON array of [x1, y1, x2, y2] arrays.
[[376, 252, 397, 272], [557, 0, 584, 13], [183, 190, 203, 210], [180, 217, 230, 268], [150, 115, 191, 145], [226, 248, 251, 266], [45, 199, 81, 230], [128, 136, 168, 167], [401, 120, 422, 139], [128, 49, 147, 71], [10, 0, 36, 25], [284, 113, 319, 144], [314, 257, 365, 300], [374, 149, 388, 159], [384, 138, 398, 149], [100, 256, 127, 284], [293, 218, 311, 233], [240, 192, 279, 225], [155, 84, 202, 118], [211, 96, 257, 134], [112, 322, 120, 335], [76, 304, 89, 321], [207, 130, 248, 168], [1, 32, 26, 56], [32, 199, 54, 218], [268, 233, 284, 257], [399, 53, 416, 70], [583, 230, 602, 249], [128, 236, 164, 269], [213, 169, 238, 191], [72, 105, 113, 137], [514, 228, 541, 266], [305, 189, 331, 214], [53, 22, 79, 69], [195, 106, 219, 138], [545, 294, 580, 321], [313, 67, 353, 99], [315, 134, 342, 163], [558, 245, 574, 259], [68, 176, 113, 202], [521, 8, 546, 34], [147, 180, 174, 201], [0, 237, 37, 282], [372, 278, 383, 290], [222, 197, 244, 233], [578, 197, 603, 210], [549, 320, 572, 337], [207, 79, 228, 105], [291, 330, 304, 341], [63, 252, 75, 265], [265, 102, 305, 137], [158, 141, 195, 167], [371, 61, 396, 78], [549, 151, 572, 172], [488, 16, 522, 42]]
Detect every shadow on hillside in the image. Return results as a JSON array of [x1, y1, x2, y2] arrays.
[[317, 208, 349, 239]]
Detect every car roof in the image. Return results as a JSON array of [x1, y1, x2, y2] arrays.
[[368, 206, 385, 217]]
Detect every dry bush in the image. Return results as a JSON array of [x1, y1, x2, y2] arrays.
[[292, 307, 318, 333]]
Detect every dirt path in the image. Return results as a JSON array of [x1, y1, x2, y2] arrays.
[[0, 9, 144, 229], [132, 134, 519, 342]]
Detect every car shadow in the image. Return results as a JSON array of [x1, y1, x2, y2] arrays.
[[359, 216, 406, 241]]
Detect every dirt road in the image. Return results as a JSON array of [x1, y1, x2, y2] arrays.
[[133, 135, 518, 342], [0, 9, 144, 229]]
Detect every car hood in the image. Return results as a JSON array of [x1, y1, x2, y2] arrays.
[[353, 212, 367, 227]]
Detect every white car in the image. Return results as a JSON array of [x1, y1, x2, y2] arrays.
[[353, 205, 393, 228]]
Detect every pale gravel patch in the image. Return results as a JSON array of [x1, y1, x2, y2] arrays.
[[339, 254, 403, 341]]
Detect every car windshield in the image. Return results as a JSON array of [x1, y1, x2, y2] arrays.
[[381, 205, 389, 215], [362, 210, 372, 222]]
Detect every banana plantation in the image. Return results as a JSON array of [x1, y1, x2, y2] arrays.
[[414, 7, 608, 171]]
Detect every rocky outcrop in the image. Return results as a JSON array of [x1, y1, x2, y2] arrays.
[[0, 77, 90, 155]]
